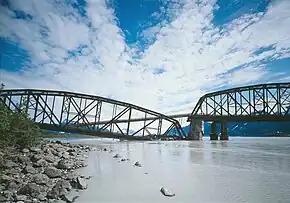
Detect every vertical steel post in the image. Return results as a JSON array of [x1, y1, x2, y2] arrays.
[[126, 108, 132, 136]]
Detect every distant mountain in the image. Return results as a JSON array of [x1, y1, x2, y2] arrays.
[[170, 122, 290, 137]]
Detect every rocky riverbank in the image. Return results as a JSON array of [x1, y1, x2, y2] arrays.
[[0, 140, 95, 203]]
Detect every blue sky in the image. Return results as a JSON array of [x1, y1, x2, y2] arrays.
[[0, 0, 290, 114]]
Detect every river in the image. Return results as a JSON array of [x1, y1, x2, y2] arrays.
[[60, 137, 290, 203]]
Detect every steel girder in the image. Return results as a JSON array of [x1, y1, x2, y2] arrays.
[[0, 89, 186, 138], [188, 82, 290, 122]]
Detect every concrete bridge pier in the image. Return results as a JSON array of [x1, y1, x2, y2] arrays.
[[209, 121, 218, 140], [188, 119, 203, 140], [220, 121, 229, 140]]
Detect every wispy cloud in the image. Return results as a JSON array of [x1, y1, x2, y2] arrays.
[[0, 0, 290, 114]]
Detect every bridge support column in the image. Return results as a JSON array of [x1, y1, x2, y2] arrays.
[[209, 121, 218, 140], [220, 121, 229, 141], [188, 119, 203, 140]]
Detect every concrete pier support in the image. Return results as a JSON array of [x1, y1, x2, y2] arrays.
[[209, 121, 218, 140], [220, 121, 229, 140], [188, 119, 203, 140]]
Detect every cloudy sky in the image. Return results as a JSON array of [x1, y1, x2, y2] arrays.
[[0, 0, 290, 114]]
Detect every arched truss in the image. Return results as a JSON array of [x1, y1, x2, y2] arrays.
[[0, 89, 186, 139], [189, 82, 290, 122]]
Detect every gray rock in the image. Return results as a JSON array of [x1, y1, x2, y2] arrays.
[[62, 152, 70, 159], [63, 172, 79, 181], [69, 152, 76, 156], [57, 160, 74, 170], [1, 174, 12, 183], [23, 165, 37, 174], [47, 180, 71, 199], [16, 201, 25, 203], [32, 174, 49, 185], [67, 148, 75, 153], [18, 183, 43, 198], [43, 148, 52, 154], [21, 148, 30, 153], [113, 154, 121, 158], [33, 159, 48, 168], [1, 190, 13, 201], [18, 155, 31, 163], [60, 194, 79, 203], [4, 160, 18, 168], [120, 158, 126, 162], [15, 195, 28, 201], [7, 181, 19, 191], [29, 147, 41, 153], [0, 184, 6, 192], [134, 161, 142, 167], [56, 147, 65, 153], [44, 155, 56, 163], [0, 195, 8, 202], [76, 177, 87, 190], [80, 175, 92, 180], [160, 187, 175, 197], [74, 160, 87, 168], [6, 167, 21, 175], [44, 167, 62, 178], [30, 154, 42, 162], [37, 193, 47, 201]]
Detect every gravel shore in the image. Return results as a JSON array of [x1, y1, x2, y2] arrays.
[[0, 140, 96, 203]]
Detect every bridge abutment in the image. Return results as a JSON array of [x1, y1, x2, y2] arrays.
[[220, 121, 229, 140], [209, 121, 218, 140], [188, 119, 203, 140]]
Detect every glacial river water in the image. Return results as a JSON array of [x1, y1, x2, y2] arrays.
[[63, 137, 290, 203]]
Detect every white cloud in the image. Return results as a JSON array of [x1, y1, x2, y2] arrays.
[[1, 0, 290, 116]]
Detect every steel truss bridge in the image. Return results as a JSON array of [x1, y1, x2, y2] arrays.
[[1, 82, 290, 140], [188, 82, 290, 122], [0, 89, 186, 139], [186, 82, 290, 140]]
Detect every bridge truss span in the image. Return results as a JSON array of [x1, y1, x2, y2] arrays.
[[0, 89, 186, 139], [189, 82, 290, 122]]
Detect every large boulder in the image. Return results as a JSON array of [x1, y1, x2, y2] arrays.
[[33, 159, 48, 168], [18, 183, 44, 198], [32, 174, 50, 185], [18, 155, 31, 164], [4, 160, 18, 169], [47, 180, 71, 199], [23, 165, 38, 174], [57, 160, 74, 170], [30, 154, 42, 162], [44, 167, 62, 178], [44, 154, 56, 163], [29, 147, 42, 153]]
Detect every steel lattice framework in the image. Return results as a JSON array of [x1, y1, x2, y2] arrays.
[[0, 89, 186, 139], [189, 82, 290, 122]]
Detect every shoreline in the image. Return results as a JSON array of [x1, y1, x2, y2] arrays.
[[0, 139, 96, 203]]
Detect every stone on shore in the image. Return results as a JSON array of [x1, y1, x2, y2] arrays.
[[47, 180, 72, 199], [29, 147, 42, 153], [18, 183, 43, 198], [45, 166, 62, 178], [23, 165, 38, 174], [134, 161, 142, 167], [160, 187, 175, 197], [113, 154, 121, 158], [57, 159, 74, 170], [76, 177, 87, 190]]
